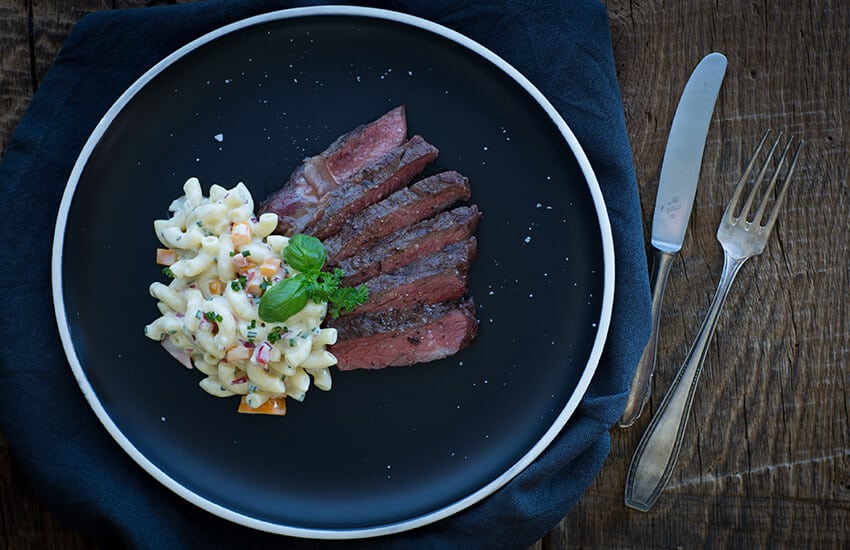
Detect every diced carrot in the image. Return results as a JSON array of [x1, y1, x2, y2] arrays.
[[231, 222, 252, 247], [156, 248, 177, 266], [260, 257, 281, 278], [238, 396, 287, 415], [208, 280, 224, 295]]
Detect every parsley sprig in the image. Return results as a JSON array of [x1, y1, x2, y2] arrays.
[[258, 234, 368, 322]]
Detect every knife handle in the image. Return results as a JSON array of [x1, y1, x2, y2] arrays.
[[624, 252, 747, 511], [618, 249, 676, 428]]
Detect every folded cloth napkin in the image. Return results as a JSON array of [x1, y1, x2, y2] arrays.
[[0, 0, 650, 547]]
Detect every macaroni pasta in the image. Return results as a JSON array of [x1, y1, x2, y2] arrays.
[[144, 177, 337, 415]]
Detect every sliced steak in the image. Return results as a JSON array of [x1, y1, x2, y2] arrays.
[[324, 171, 471, 264], [346, 238, 476, 316], [304, 135, 439, 240], [329, 299, 478, 370], [259, 106, 407, 236], [339, 205, 481, 286], [324, 106, 408, 181]]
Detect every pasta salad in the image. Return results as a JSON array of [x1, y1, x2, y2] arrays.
[[144, 177, 344, 416]]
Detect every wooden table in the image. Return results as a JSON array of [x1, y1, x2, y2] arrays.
[[2, 1, 847, 547]]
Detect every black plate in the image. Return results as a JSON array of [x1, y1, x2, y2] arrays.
[[52, 7, 613, 538]]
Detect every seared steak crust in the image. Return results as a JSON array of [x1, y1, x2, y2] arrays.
[[304, 135, 439, 240], [348, 238, 477, 315], [324, 171, 471, 264], [339, 205, 481, 286]]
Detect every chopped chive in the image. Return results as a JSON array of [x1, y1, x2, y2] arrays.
[[203, 311, 223, 323], [230, 275, 247, 290]]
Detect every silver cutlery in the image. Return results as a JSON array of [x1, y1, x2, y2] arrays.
[[619, 52, 727, 428], [624, 130, 804, 511]]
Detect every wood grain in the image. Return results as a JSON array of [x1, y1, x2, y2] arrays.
[[568, 1, 850, 548], [1, 0, 848, 548], [0, 0, 32, 156]]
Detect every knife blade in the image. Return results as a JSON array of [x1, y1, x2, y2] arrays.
[[619, 52, 727, 428]]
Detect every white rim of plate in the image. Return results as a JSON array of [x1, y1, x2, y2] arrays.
[[51, 5, 615, 540]]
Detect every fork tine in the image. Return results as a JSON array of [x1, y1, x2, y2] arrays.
[[738, 131, 783, 222], [724, 130, 771, 222], [762, 139, 803, 233], [751, 136, 794, 227]]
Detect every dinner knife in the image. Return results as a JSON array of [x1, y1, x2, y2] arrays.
[[618, 52, 727, 428]]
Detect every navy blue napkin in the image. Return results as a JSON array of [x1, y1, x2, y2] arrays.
[[0, 1, 650, 548]]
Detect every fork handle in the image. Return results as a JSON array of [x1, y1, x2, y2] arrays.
[[624, 251, 747, 512], [619, 249, 677, 428]]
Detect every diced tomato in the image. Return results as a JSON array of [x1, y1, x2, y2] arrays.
[[156, 248, 177, 266], [238, 396, 287, 415]]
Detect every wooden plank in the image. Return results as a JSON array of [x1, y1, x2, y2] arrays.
[[549, 0, 850, 547], [29, 0, 116, 84], [0, 0, 145, 155], [0, 1, 33, 155]]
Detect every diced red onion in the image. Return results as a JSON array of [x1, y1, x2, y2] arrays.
[[161, 337, 193, 369], [253, 341, 272, 365]]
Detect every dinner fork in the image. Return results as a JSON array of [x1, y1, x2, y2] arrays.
[[624, 130, 803, 512]]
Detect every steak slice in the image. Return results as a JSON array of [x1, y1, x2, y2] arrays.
[[339, 205, 481, 286], [259, 106, 407, 236], [346, 238, 477, 316], [329, 299, 478, 370], [324, 171, 471, 264], [324, 106, 408, 181], [304, 135, 439, 240]]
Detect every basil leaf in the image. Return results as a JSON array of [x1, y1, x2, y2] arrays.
[[258, 276, 308, 322], [283, 234, 326, 273]]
